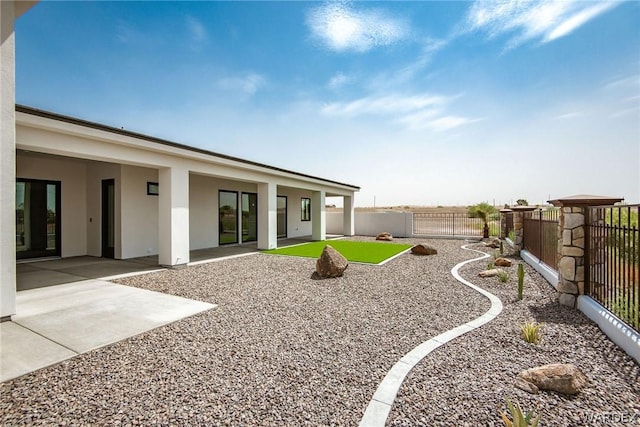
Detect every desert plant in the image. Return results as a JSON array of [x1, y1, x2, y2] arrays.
[[519, 320, 543, 344], [500, 240, 504, 255], [468, 202, 498, 238], [498, 270, 509, 283], [488, 262, 494, 270], [501, 398, 541, 427], [517, 263, 525, 300]]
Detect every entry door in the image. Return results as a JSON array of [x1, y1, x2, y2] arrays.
[[16, 179, 61, 259], [102, 179, 115, 258]]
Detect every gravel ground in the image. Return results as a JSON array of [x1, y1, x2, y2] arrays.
[[388, 242, 640, 426], [0, 237, 637, 426]]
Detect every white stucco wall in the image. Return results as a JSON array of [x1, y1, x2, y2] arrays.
[[16, 152, 88, 257], [1, 0, 16, 318], [189, 174, 259, 250], [327, 211, 414, 238], [277, 187, 314, 238], [120, 165, 158, 259]]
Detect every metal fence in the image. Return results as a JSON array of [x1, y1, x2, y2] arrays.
[[523, 209, 559, 270], [413, 212, 499, 238], [587, 205, 639, 332]]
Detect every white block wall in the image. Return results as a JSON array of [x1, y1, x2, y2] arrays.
[[327, 212, 413, 238]]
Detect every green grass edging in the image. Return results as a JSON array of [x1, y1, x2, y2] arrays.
[[264, 240, 412, 264]]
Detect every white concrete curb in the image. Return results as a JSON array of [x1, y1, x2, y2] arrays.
[[359, 245, 503, 426]]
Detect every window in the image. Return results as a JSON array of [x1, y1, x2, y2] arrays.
[[301, 197, 311, 221], [147, 182, 159, 196]]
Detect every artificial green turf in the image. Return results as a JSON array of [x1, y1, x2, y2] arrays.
[[264, 240, 412, 264]]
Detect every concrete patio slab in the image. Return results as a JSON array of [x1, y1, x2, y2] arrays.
[[2, 280, 216, 382], [1, 322, 76, 382], [58, 260, 161, 279], [17, 269, 86, 291], [26, 256, 111, 270]]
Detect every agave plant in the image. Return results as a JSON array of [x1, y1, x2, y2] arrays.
[[500, 398, 541, 427]]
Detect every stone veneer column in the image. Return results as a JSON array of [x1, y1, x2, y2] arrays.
[[511, 206, 535, 253], [549, 195, 623, 307], [556, 206, 586, 307], [499, 209, 512, 239]]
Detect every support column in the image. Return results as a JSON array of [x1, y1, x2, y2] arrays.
[[1, 1, 16, 320], [312, 190, 326, 241], [343, 194, 354, 236], [499, 208, 512, 239], [549, 195, 623, 308], [257, 182, 277, 250], [158, 167, 190, 267], [511, 206, 535, 254]]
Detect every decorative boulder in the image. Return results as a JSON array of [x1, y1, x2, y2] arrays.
[[478, 269, 504, 278], [494, 257, 513, 267], [484, 238, 501, 248], [411, 244, 437, 256], [515, 364, 588, 395], [376, 232, 393, 241], [313, 245, 348, 279]]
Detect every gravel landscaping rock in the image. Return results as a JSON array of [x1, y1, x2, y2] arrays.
[[1, 238, 637, 426], [388, 242, 639, 427]]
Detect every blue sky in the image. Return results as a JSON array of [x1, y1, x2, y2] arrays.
[[15, 1, 640, 206]]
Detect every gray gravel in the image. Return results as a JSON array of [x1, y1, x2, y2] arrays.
[[388, 242, 640, 426], [0, 238, 637, 426]]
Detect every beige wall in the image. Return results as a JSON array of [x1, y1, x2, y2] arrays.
[[120, 165, 158, 259], [189, 174, 259, 250], [277, 187, 314, 238]]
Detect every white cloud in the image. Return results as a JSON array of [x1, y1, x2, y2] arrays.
[[327, 72, 351, 90], [186, 16, 207, 43], [322, 94, 445, 116], [464, 0, 619, 48], [321, 93, 474, 132], [307, 2, 409, 52], [554, 112, 583, 120], [216, 73, 266, 96]]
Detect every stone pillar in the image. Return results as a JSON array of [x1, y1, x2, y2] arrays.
[[556, 206, 586, 307], [511, 206, 535, 253], [549, 195, 623, 307], [499, 209, 512, 239]]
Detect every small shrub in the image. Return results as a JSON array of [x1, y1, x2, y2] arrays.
[[500, 398, 541, 427], [497, 270, 509, 283], [508, 230, 515, 241], [519, 321, 543, 344], [488, 262, 494, 270]]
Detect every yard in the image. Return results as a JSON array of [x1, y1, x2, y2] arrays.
[[1, 238, 637, 425]]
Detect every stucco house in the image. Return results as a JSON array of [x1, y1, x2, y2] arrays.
[[0, 1, 358, 320]]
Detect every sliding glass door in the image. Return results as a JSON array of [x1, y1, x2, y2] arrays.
[[16, 179, 61, 259], [219, 190, 238, 245]]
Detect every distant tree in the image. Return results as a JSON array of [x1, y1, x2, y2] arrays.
[[468, 202, 498, 238], [516, 199, 528, 206]]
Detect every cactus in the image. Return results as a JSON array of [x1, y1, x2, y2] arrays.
[[517, 263, 525, 300], [500, 240, 504, 255]]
